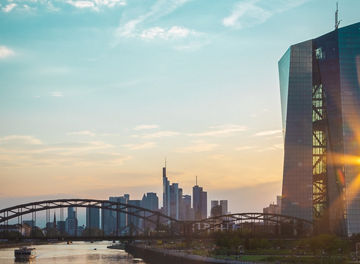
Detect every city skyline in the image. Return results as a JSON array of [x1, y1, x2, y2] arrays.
[[1, 0, 360, 215]]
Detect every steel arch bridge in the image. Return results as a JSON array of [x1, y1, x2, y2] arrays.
[[0, 199, 180, 236], [0, 199, 313, 238], [187, 213, 313, 236]]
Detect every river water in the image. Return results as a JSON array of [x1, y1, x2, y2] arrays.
[[0, 241, 147, 264]]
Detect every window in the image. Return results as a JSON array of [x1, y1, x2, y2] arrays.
[[315, 47, 325, 60]]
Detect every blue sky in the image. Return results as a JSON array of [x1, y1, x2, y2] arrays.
[[1, 0, 360, 214]]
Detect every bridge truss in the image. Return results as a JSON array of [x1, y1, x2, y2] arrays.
[[0, 199, 313, 238]]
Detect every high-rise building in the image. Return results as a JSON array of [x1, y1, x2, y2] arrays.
[[86, 207, 100, 229], [180, 195, 194, 220], [220, 200, 228, 215], [193, 181, 207, 220], [127, 199, 141, 235], [65, 207, 77, 236], [103, 195, 129, 235], [142, 192, 159, 211], [211, 200, 219, 211], [161, 162, 186, 220], [162, 164, 170, 216], [169, 183, 179, 219], [279, 21, 360, 236]]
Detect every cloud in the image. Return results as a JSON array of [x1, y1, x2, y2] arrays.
[[2, 3, 17, 12], [133, 130, 180, 139], [254, 129, 282, 136], [123, 142, 156, 150], [1, 0, 126, 13], [188, 124, 247, 137], [235, 145, 256, 151], [256, 144, 283, 152], [223, 0, 309, 29], [67, 130, 96, 137], [50, 91, 63, 97], [0, 135, 42, 145], [67, 0, 95, 9], [0, 46, 15, 59], [140, 26, 197, 40], [0, 136, 131, 168], [115, 0, 194, 41], [177, 140, 218, 153], [133, 124, 159, 131]]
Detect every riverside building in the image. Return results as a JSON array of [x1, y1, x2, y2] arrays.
[[279, 21, 360, 236]]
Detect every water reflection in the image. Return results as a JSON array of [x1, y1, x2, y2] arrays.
[[0, 241, 145, 264]]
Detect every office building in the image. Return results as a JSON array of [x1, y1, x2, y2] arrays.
[[86, 207, 100, 229], [279, 21, 360, 236], [162, 164, 170, 216], [220, 200, 228, 215], [141, 192, 159, 211], [193, 181, 207, 220], [128, 199, 141, 235], [180, 195, 194, 220], [103, 194, 129, 235], [65, 207, 77, 236]]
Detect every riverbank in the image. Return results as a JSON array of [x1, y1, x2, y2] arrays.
[[125, 244, 262, 264], [0, 240, 61, 249]]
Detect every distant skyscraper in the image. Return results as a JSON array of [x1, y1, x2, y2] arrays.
[[279, 21, 360, 236], [180, 195, 193, 220], [220, 200, 228, 215], [127, 199, 141, 235], [65, 207, 77, 236], [193, 179, 207, 220], [169, 183, 179, 219], [86, 207, 100, 229], [162, 162, 170, 216], [211, 200, 219, 211], [103, 195, 129, 235], [142, 192, 159, 211]]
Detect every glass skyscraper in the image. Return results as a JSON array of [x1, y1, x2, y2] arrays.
[[279, 22, 360, 236]]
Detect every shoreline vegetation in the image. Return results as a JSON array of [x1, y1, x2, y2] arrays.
[[124, 232, 360, 264]]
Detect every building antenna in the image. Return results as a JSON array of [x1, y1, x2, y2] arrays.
[[164, 157, 167, 168], [196, 175, 198, 186], [335, 1, 341, 30]]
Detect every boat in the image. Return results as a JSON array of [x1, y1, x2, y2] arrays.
[[132, 258, 143, 263], [14, 247, 36, 261]]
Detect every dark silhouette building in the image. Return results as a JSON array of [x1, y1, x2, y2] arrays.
[[279, 21, 360, 236]]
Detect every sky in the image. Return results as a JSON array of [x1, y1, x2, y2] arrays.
[[1, 0, 360, 216]]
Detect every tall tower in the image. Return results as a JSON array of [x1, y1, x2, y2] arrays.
[[279, 22, 360, 236], [162, 159, 170, 216]]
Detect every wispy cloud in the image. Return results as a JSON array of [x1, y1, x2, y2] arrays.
[[0, 46, 15, 59], [188, 124, 247, 137], [123, 142, 156, 150], [256, 143, 283, 152], [133, 130, 180, 139], [0, 0, 126, 13], [223, 0, 309, 29], [0, 135, 42, 145], [2, 3, 17, 13], [0, 135, 131, 168], [66, 0, 126, 11], [50, 91, 64, 97], [177, 140, 218, 153], [67, 130, 96, 137], [235, 145, 256, 151], [114, 0, 196, 42], [254, 129, 281, 136], [140, 26, 198, 40], [133, 124, 159, 131]]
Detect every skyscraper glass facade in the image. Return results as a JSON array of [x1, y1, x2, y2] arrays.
[[279, 22, 360, 236]]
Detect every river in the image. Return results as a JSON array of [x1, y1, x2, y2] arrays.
[[0, 241, 147, 264]]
